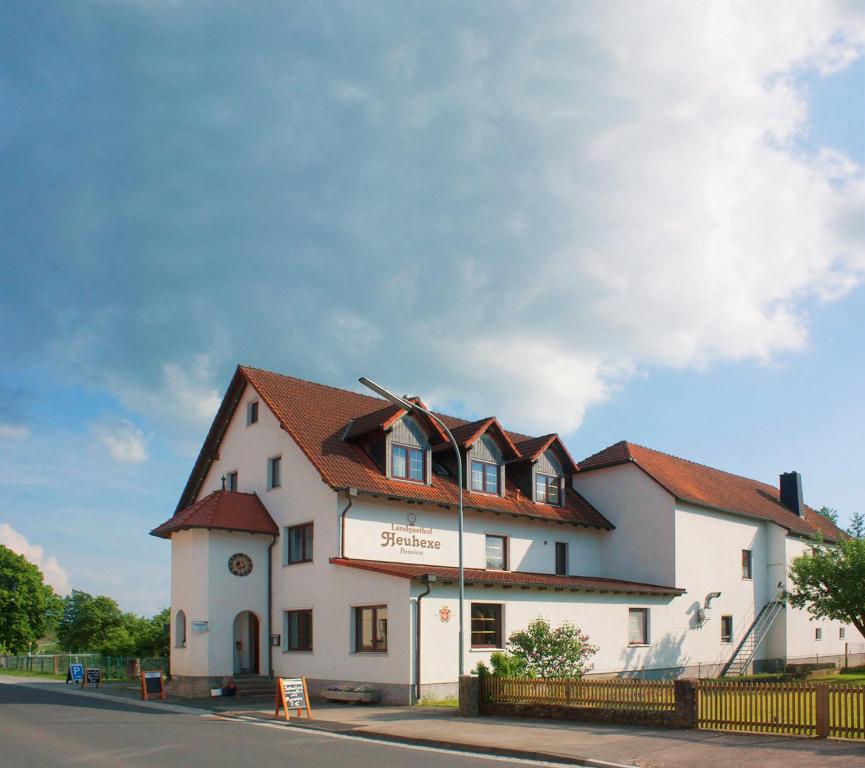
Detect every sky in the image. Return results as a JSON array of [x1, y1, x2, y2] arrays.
[[1, 1, 863, 615]]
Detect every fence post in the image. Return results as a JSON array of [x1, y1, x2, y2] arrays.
[[459, 675, 480, 717], [673, 679, 697, 728], [815, 683, 829, 738]]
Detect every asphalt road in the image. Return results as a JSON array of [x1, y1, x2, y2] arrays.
[[0, 683, 554, 768]]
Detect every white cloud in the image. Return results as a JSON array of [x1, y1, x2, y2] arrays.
[[90, 416, 148, 463], [0, 523, 71, 595], [0, 423, 29, 440]]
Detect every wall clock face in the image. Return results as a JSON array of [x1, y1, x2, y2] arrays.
[[228, 553, 253, 577]]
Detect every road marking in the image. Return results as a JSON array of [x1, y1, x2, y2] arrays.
[[211, 713, 626, 768]]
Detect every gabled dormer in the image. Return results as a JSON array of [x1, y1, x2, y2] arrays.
[[343, 398, 445, 486], [436, 417, 520, 498], [509, 434, 579, 507]]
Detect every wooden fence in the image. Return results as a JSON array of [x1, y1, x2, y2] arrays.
[[481, 676, 676, 711], [697, 679, 865, 740]]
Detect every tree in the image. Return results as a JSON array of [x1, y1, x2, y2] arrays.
[[504, 617, 598, 679], [57, 590, 125, 652], [0, 545, 58, 653], [817, 506, 839, 525], [787, 536, 865, 640], [847, 512, 864, 539]]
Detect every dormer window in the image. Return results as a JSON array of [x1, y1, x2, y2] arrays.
[[536, 472, 561, 504], [392, 444, 425, 482], [471, 460, 499, 494]]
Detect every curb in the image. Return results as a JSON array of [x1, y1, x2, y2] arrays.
[[217, 712, 635, 768]]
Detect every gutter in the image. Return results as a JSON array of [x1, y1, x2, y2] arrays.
[[338, 489, 357, 558], [267, 533, 278, 678], [415, 576, 433, 703]]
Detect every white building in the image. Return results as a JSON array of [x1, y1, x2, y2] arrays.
[[152, 365, 856, 702]]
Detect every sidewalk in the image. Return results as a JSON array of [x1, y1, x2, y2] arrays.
[[2, 675, 863, 767]]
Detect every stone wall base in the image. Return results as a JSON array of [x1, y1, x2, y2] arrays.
[[169, 675, 227, 698], [480, 701, 691, 728], [304, 678, 412, 705]]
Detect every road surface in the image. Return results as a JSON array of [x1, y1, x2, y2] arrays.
[[0, 681, 557, 768]]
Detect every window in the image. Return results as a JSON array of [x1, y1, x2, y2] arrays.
[[268, 456, 281, 489], [175, 609, 186, 648], [247, 401, 259, 425], [741, 549, 752, 580], [555, 542, 568, 576], [628, 608, 649, 645], [285, 610, 312, 652], [286, 523, 313, 564], [815, 627, 822, 641], [485, 535, 507, 570], [721, 615, 733, 644], [536, 473, 561, 505], [226, 471, 238, 492], [840, 627, 846, 640], [471, 460, 499, 494], [392, 444, 424, 482], [471, 603, 502, 648], [354, 605, 387, 652]]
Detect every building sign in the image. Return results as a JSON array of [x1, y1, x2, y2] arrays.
[[438, 606, 451, 623], [191, 620, 209, 633], [380, 513, 443, 556]]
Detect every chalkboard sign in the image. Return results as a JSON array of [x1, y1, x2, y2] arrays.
[[274, 676, 311, 721], [140, 670, 166, 701], [83, 668, 101, 688], [66, 663, 84, 685]]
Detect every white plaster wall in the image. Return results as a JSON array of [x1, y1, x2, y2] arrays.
[[673, 503, 772, 670], [344, 496, 603, 576], [572, 464, 676, 587], [783, 536, 857, 662], [170, 529, 210, 677], [206, 531, 271, 676]]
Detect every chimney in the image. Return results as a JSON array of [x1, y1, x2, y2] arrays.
[[780, 471, 804, 517]]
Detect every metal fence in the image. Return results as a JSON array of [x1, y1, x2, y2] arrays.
[[0, 654, 168, 679]]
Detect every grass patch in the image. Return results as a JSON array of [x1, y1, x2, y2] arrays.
[[0, 668, 66, 680], [417, 697, 459, 708]]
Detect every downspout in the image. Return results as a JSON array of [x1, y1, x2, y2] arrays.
[[415, 575, 433, 703], [339, 489, 356, 558], [267, 533, 278, 678]]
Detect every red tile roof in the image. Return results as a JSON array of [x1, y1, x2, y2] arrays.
[[442, 417, 521, 459], [173, 366, 613, 529], [151, 490, 278, 538], [329, 558, 684, 596], [578, 441, 844, 541]]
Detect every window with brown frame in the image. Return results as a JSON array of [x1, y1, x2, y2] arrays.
[[226, 471, 238, 492], [485, 534, 507, 570], [286, 523, 313, 564], [392, 444, 425, 482], [471, 603, 502, 648], [628, 607, 649, 645], [285, 610, 312, 652], [471, 460, 499, 494], [536, 472, 561, 505], [721, 615, 733, 644], [555, 542, 568, 576], [741, 549, 752, 580], [354, 605, 387, 652]]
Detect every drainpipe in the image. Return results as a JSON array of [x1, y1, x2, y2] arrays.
[[415, 575, 435, 703], [267, 533, 278, 678], [339, 489, 356, 558]]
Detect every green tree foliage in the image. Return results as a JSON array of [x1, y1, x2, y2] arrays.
[[817, 506, 839, 525], [0, 545, 59, 653], [494, 617, 598, 679], [848, 511, 864, 539], [787, 536, 865, 640]]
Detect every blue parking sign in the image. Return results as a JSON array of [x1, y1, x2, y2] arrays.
[[66, 663, 84, 685]]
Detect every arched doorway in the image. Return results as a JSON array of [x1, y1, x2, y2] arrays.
[[232, 611, 260, 675]]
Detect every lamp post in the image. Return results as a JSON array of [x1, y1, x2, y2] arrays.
[[359, 377, 465, 677]]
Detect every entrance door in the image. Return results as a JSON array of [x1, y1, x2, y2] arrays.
[[232, 611, 260, 675]]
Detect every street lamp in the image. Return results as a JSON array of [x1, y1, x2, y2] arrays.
[[359, 377, 465, 677]]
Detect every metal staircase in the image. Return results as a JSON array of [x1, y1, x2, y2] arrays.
[[720, 584, 785, 677]]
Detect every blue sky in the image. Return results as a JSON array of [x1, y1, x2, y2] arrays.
[[1, 2, 863, 615]]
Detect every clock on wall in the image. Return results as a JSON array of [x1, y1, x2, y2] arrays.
[[228, 553, 253, 577]]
